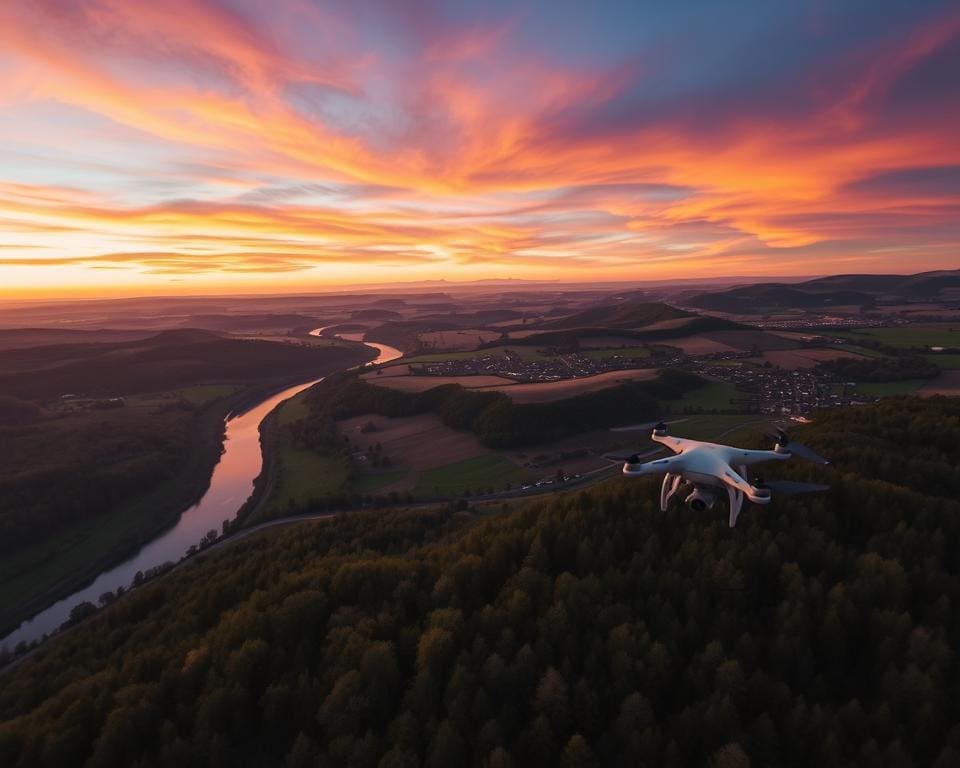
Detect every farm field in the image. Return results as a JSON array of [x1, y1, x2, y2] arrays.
[[362, 364, 410, 378], [666, 380, 746, 413], [838, 344, 889, 358], [581, 346, 651, 360], [417, 329, 502, 350], [663, 336, 738, 354], [339, 412, 488, 470], [491, 369, 658, 403], [264, 446, 349, 514], [412, 454, 531, 498], [365, 368, 659, 402], [747, 348, 862, 370], [856, 380, 928, 396], [825, 325, 960, 349], [704, 330, 799, 351]]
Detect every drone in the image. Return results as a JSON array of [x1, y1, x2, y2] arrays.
[[615, 422, 830, 527]]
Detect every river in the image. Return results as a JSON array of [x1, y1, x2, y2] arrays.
[[2, 330, 401, 649]]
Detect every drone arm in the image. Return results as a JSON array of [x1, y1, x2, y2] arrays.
[[728, 448, 790, 466], [651, 434, 694, 453], [623, 454, 685, 477]]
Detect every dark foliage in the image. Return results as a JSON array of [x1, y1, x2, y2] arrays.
[[819, 354, 940, 382], [4, 397, 959, 766]]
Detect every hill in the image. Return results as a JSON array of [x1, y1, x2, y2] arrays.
[[2, 397, 960, 766], [0, 330, 373, 400], [531, 300, 693, 331], [689, 269, 960, 313]]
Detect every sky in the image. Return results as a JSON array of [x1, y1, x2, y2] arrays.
[[0, 0, 958, 298]]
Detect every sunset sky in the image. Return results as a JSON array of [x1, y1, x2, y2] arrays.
[[1, 0, 958, 297]]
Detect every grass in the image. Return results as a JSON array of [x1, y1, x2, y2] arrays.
[[856, 380, 929, 397], [839, 344, 890, 359], [671, 414, 768, 441], [666, 380, 746, 412], [355, 471, 408, 494], [825, 326, 960, 349], [268, 446, 350, 511], [581, 347, 651, 360], [412, 453, 531, 498], [276, 390, 311, 426], [175, 383, 243, 407]]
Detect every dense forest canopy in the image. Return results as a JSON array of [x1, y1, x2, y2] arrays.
[[2, 397, 960, 766]]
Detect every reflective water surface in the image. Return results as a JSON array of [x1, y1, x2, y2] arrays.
[[2, 332, 401, 648]]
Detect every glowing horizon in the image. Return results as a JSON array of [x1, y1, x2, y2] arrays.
[[1, 1, 958, 298]]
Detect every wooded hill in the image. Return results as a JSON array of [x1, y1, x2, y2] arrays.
[[0, 330, 374, 401], [688, 269, 960, 313], [2, 396, 960, 767]]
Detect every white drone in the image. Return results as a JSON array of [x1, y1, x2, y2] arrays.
[[616, 422, 829, 527]]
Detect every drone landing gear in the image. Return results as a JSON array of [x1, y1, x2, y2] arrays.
[[727, 487, 744, 528], [659, 473, 684, 512]]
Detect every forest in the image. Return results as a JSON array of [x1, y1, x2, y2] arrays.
[[2, 396, 959, 767], [818, 354, 940, 383]]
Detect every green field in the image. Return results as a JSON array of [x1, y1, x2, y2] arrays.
[[826, 326, 960, 349], [412, 453, 530, 498], [175, 383, 243, 407], [581, 346, 651, 360], [267, 446, 350, 512], [666, 380, 747, 412], [355, 470, 408, 494], [840, 344, 890, 359], [856, 380, 928, 396], [276, 389, 311, 425], [667, 414, 769, 441]]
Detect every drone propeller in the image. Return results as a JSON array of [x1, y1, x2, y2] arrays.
[[754, 477, 831, 495], [767, 428, 830, 464], [603, 450, 644, 463], [611, 418, 683, 433]]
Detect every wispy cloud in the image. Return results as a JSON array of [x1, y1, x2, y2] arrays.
[[0, 0, 958, 295]]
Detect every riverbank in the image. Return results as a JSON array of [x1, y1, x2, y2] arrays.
[[0, 380, 299, 639], [0, 350, 375, 640]]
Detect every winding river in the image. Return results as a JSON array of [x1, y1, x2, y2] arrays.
[[2, 330, 401, 650]]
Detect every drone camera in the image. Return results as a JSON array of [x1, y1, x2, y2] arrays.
[[685, 487, 716, 512]]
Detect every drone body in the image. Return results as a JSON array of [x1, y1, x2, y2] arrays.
[[621, 423, 829, 527]]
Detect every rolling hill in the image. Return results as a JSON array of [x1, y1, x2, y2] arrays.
[[530, 300, 694, 330], [688, 269, 960, 313], [0, 330, 374, 400]]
